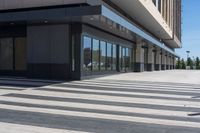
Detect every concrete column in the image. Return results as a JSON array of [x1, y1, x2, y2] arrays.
[[161, 51, 166, 70], [169, 55, 171, 69], [173, 56, 176, 69], [155, 49, 161, 71], [169, 55, 172, 70], [134, 38, 144, 72], [147, 45, 154, 71]]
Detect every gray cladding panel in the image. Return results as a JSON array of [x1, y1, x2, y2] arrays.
[[27, 26, 50, 63], [50, 25, 69, 63], [0, 0, 87, 10], [82, 25, 134, 47], [27, 24, 69, 64]]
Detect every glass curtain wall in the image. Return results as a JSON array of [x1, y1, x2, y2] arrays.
[[119, 46, 132, 71]]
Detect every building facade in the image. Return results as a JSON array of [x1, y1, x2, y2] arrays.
[[0, 0, 182, 80]]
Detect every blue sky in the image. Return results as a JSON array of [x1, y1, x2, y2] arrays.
[[176, 0, 200, 59]]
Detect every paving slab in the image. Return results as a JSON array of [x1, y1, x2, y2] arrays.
[[0, 71, 200, 133]]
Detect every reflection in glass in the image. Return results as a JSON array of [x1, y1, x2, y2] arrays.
[[107, 43, 112, 70], [122, 47, 126, 71], [125, 48, 130, 70], [112, 44, 117, 70], [100, 41, 106, 70], [119, 46, 122, 70], [83, 36, 92, 71], [129, 48, 132, 70], [15, 37, 27, 71], [82, 35, 132, 73], [92, 39, 100, 71], [0, 38, 13, 70]]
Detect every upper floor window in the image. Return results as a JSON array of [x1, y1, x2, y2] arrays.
[[152, 0, 157, 6], [152, 0, 162, 13]]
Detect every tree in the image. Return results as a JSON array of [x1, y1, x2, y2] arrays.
[[181, 58, 186, 69], [187, 57, 193, 68], [176, 58, 181, 69], [196, 57, 200, 69]]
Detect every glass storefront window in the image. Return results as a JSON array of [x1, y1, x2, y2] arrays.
[[144, 48, 148, 71], [100, 41, 106, 70], [112, 44, 117, 70], [129, 48, 132, 70], [92, 39, 100, 71], [83, 36, 92, 71], [125, 48, 130, 70], [119, 46, 122, 70], [14, 37, 27, 71], [122, 47, 126, 71], [82, 35, 133, 73], [0, 37, 27, 72], [0, 38, 13, 70], [107, 43, 112, 70]]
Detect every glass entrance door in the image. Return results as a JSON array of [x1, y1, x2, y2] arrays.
[[0, 38, 13, 70], [14, 37, 27, 71], [119, 46, 132, 72], [122, 47, 126, 71], [0, 37, 27, 75], [119, 46, 126, 72], [154, 51, 156, 67], [144, 48, 148, 71]]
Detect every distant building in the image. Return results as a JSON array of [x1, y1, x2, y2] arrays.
[[0, 0, 182, 80]]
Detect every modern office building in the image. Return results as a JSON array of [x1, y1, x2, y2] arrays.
[[0, 0, 182, 80]]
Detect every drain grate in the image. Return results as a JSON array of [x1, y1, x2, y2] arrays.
[[188, 113, 200, 116]]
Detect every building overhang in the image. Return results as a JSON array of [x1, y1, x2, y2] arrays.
[[108, 0, 181, 48], [0, 5, 179, 57]]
